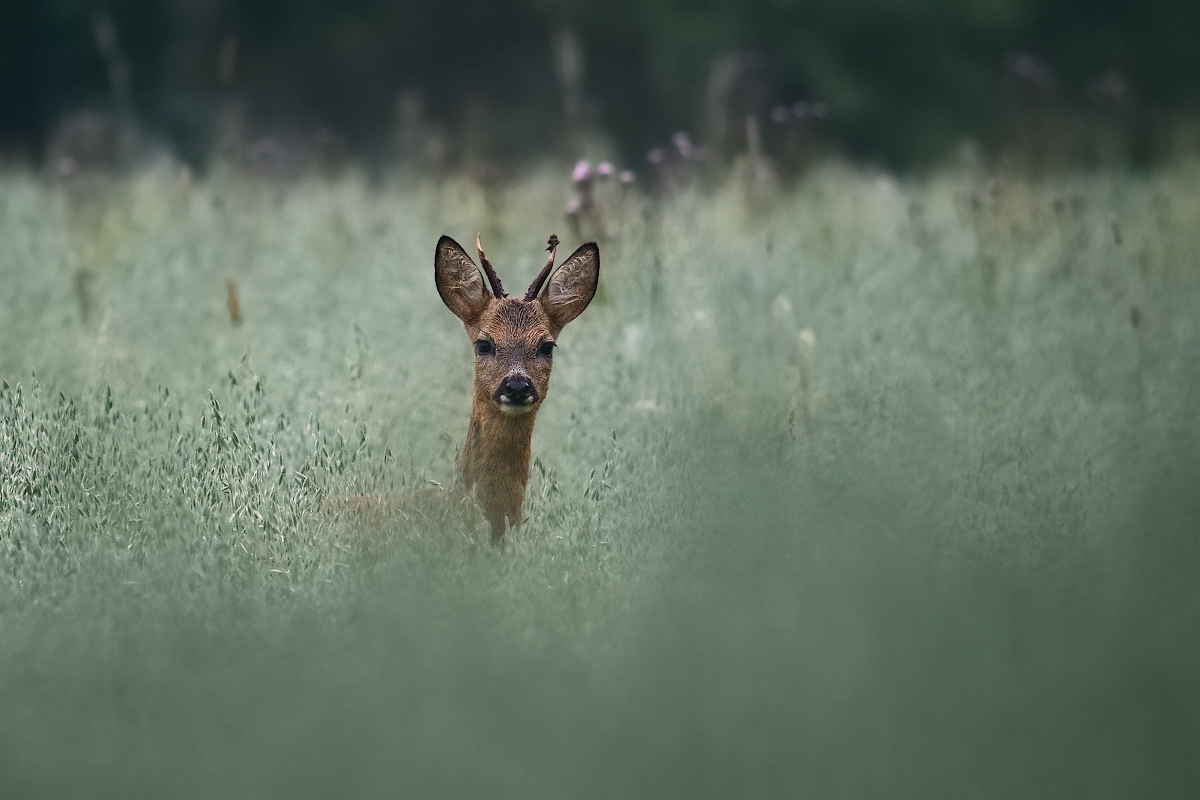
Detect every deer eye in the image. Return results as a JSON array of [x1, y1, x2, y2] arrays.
[[475, 340, 493, 355], [538, 341, 555, 357]]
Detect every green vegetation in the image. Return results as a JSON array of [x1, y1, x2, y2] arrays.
[[2, 161, 1198, 797], [5, 1, 1199, 165]]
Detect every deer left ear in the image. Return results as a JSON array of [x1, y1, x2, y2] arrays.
[[540, 242, 599, 333]]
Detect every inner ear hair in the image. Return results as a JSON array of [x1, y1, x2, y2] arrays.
[[542, 242, 599, 331], [435, 235, 490, 325]]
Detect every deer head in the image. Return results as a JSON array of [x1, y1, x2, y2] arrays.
[[435, 234, 599, 418], [435, 234, 599, 539]]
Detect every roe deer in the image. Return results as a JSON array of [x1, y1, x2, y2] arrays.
[[434, 233, 599, 541]]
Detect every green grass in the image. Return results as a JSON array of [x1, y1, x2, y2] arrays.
[[2, 160, 1199, 798]]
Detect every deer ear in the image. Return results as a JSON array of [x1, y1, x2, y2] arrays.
[[541, 242, 599, 333], [435, 235, 490, 326]]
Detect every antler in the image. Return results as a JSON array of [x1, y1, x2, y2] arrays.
[[476, 234, 507, 298], [525, 234, 560, 301]]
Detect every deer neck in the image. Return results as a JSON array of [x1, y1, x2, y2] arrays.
[[461, 400, 538, 538]]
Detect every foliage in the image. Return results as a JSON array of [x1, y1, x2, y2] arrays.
[[2, 1, 1199, 164], [1, 162, 1199, 796]]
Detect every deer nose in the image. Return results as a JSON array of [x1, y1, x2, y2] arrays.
[[496, 375, 538, 407]]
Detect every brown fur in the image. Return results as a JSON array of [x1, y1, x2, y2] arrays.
[[321, 485, 483, 532], [435, 235, 599, 541]]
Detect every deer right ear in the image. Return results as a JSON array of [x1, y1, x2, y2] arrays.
[[435, 235, 490, 326]]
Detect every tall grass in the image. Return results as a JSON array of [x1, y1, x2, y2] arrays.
[[1, 159, 1198, 798]]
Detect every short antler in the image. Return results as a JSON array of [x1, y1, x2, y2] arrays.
[[476, 234, 507, 298], [525, 234, 560, 301]]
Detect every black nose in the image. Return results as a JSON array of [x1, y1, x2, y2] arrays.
[[496, 375, 538, 407]]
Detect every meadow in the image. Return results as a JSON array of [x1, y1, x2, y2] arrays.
[[1, 157, 1198, 798]]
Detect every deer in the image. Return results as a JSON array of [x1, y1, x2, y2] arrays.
[[427, 233, 599, 541], [325, 234, 598, 540]]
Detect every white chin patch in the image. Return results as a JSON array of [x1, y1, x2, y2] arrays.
[[496, 399, 534, 415]]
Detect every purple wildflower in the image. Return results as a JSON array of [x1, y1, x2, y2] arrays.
[[572, 159, 592, 183]]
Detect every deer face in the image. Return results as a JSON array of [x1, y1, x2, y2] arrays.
[[435, 235, 599, 417]]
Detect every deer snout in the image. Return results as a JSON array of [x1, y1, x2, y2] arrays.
[[495, 375, 538, 410]]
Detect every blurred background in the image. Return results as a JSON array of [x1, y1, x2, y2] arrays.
[[2, 0, 1199, 174], [3, 3, 1200, 797]]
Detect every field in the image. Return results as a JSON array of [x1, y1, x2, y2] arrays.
[[2, 159, 1199, 798]]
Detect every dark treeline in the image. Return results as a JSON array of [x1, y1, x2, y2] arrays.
[[1, 0, 1198, 169]]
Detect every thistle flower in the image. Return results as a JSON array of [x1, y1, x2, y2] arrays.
[[572, 159, 592, 184], [1088, 70, 1132, 107], [672, 131, 695, 159], [1005, 52, 1056, 91], [55, 157, 80, 180]]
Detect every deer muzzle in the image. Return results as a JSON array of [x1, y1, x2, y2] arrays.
[[495, 374, 539, 413]]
